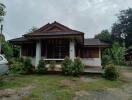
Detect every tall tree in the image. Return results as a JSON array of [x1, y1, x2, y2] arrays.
[[95, 30, 112, 43], [111, 8, 132, 47], [0, 2, 5, 53]]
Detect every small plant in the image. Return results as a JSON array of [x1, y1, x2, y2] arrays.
[[72, 57, 84, 76], [37, 60, 47, 74], [62, 57, 73, 75], [49, 61, 56, 71], [104, 64, 120, 80]]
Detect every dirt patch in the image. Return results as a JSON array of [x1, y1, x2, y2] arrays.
[[0, 83, 36, 100], [59, 79, 80, 88], [73, 89, 129, 100], [80, 76, 99, 82], [0, 89, 16, 98]]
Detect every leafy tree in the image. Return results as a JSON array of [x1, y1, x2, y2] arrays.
[[111, 8, 132, 47], [28, 26, 38, 33], [2, 42, 13, 59], [0, 2, 6, 53], [102, 42, 125, 66], [0, 3, 6, 22], [95, 30, 112, 43], [13, 46, 20, 57]]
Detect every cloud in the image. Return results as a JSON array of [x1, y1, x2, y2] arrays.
[[1, 0, 132, 40]]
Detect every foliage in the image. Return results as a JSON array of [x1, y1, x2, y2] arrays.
[[111, 8, 132, 47], [104, 64, 120, 80], [0, 34, 5, 43], [22, 58, 34, 74], [9, 58, 34, 74], [62, 57, 84, 76], [13, 46, 20, 57], [28, 26, 38, 33], [2, 42, 13, 59], [10, 62, 24, 74], [49, 61, 56, 71], [0, 3, 6, 22], [95, 30, 112, 43], [102, 42, 125, 67], [62, 57, 73, 75], [72, 57, 84, 76], [37, 60, 47, 74], [101, 54, 112, 68]]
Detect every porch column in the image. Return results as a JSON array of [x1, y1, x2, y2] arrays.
[[69, 40, 75, 61], [35, 40, 41, 67], [99, 47, 102, 67], [19, 46, 22, 58]]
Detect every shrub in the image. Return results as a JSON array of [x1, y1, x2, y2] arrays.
[[9, 58, 34, 74], [49, 61, 56, 71], [72, 57, 84, 76], [10, 62, 24, 74], [62, 57, 73, 75], [104, 64, 120, 80], [23, 58, 34, 74], [8, 58, 24, 65], [37, 60, 47, 74]]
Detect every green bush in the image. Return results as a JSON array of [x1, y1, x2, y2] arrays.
[[9, 58, 34, 74], [72, 57, 84, 76], [104, 64, 120, 80], [37, 60, 47, 74], [49, 61, 56, 71], [62, 57, 73, 75], [10, 62, 24, 74], [23, 58, 34, 74]]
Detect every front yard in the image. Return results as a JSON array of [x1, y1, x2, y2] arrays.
[[0, 67, 132, 100]]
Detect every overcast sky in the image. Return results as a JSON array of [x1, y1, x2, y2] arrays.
[[1, 0, 132, 40]]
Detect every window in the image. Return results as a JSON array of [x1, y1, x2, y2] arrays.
[[0, 56, 3, 61], [46, 40, 69, 59], [47, 44, 69, 58]]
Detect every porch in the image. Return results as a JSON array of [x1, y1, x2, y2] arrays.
[[21, 38, 76, 67], [20, 38, 102, 68]]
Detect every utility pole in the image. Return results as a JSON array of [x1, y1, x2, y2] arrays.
[[0, 24, 3, 54]]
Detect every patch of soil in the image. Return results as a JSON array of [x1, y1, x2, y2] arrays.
[[80, 76, 99, 82], [73, 89, 129, 100], [59, 79, 80, 88], [0, 83, 36, 100], [0, 89, 16, 97]]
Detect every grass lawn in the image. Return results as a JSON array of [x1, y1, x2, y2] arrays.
[[0, 74, 124, 100]]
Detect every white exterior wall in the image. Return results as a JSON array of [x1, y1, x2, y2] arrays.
[[81, 58, 101, 66], [69, 41, 75, 61], [81, 47, 102, 67], [35, 41, 41, 67]]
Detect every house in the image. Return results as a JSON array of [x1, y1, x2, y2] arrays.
[[9, 21, 109, 68]]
